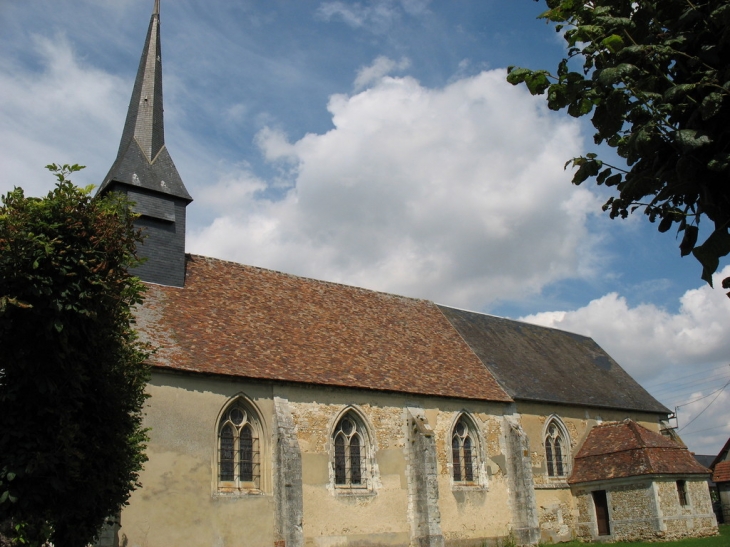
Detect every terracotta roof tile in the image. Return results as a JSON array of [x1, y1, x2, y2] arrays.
[[713, 461, 730, 483], [568, 420, 710, 484], [135, 255, 512, 402]]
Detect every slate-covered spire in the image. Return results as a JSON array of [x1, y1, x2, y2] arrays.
[[99, 0, 191, 287], [121, 0, 165, 165], [99, 0, 191, 201]]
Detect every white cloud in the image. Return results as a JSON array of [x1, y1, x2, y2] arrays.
[[520, 265, 730, 380], [354, 56, 411, 91], [316, 1, 422, 33], [189, 70, 597, 309], [676, 388, 730, 455], [520, 267, 730, 454], [0, 33, 126, 196]]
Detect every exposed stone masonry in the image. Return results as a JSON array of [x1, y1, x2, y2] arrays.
[[274, 397, 304, 547]]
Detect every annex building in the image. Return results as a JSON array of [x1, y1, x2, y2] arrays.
[[98, 3, 718, 546]]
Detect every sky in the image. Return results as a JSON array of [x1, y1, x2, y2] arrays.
[[1, 0, 728, 455]]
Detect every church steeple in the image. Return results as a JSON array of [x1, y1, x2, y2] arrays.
[[120, 0, 165, 166], [100, 0, 192, 287]]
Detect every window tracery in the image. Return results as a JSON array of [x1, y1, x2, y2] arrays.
[[452, 416, 477, 483], [333, 413, 367, 487], [544, 417, 569, 478], [218, 403, 260, 491]]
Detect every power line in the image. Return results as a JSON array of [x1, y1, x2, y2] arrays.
[[644, 363, 730, 389], [649, 369, 730, 397], [680, 424, 730, 436], [675, 383, 730, 408], [677, 379, 730, 433]]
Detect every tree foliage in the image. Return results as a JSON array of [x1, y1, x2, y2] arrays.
[[507, 0, 730, 290], [0, 165, 150, 547]]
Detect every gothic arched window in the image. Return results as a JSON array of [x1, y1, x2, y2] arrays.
[[544, 417, 569, 478], [218, 403, 260, 490], [333, 412, 369, 488], [452, 415, 478, 483]]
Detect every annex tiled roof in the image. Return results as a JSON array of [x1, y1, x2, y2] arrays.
[[135, 255, 512, 402], [437, 306, 669, 414], [712, 461, 730, 483], [568, 420, 711, 484]]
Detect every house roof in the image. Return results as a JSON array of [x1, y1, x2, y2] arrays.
[[694, 454, 716, 469], [437, 306, 669, 414], [568, 420, 711, 484], [135, 255, 512, 402], [712, 461, 730, 483], [710, 437, 730, 469]]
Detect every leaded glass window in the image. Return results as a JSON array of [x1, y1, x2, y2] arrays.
[[333, 415, 366, 487], [452, 417, 476, 483], [218, 405, 260, 489], [544, 419, 569, 478]]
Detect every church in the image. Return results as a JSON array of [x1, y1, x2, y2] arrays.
[[98, 3, 718, 546]]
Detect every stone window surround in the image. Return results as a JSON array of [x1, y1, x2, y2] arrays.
[[542, 414, 571, 481], [327, 405, 379, 496], [448, 411, 489, 490], [213, 393, 267, 496]]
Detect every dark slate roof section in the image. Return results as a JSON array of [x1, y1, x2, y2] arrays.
[[568, 420, 711, 484], [135, 255, 513, 403], [437, 306, 670, 414], [98, 0, 191, 202], [694, 454, 716, 469]]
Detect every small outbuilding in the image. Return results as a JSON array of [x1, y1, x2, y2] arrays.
[[568, 420, 717, 542]]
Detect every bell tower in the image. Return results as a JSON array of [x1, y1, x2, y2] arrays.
[[98, 0, 192, 287]]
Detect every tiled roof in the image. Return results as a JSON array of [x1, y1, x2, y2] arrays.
[[568, 420, 710, 484], [135, 255, 512, 402], [712, 461, 730, 483], [437, 306, 669, 414]]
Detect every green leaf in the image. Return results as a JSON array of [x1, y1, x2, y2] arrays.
[[658, 216, 673, 233], [674, 129, 712, 153], [524, 71, 551, 95], [708, 153, 730, 173], [506, 67, 532, 86], [597, 64, 636, 87], [601, 34, 624, 53], [663, 84, 697, 102], [547, 84, 568, 110], [605, 174, 622, 187], [693, 229, 730, 285], [570, 157, 602, 185], [680, 225, 699, 257], [700, 92, 723, 120], [568, 97, 594, 117], [710, 4, 730, 25]]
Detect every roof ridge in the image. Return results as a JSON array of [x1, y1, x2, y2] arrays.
[[436, 303, 595, 340], [626, 419, 648, 447], [186, 254, 433, 303]]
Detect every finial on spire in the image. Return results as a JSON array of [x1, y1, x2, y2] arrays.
[[153, 0, 160, 16]]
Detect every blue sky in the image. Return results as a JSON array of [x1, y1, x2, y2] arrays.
[[1, 0, 728, 455]]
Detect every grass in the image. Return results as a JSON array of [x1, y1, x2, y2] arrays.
[[551, 524, 729, 547]]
